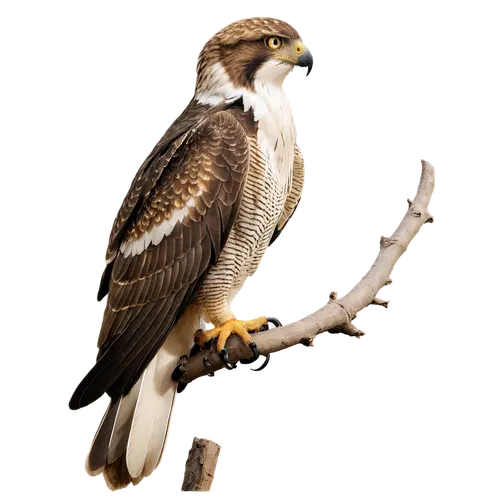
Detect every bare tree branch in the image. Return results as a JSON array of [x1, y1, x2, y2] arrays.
[[180, 160, 435, 384]]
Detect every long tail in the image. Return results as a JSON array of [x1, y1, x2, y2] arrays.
[[85, 309, 199, 490]]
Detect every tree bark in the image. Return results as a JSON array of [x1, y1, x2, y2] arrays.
[[181, 438, 221, 491]]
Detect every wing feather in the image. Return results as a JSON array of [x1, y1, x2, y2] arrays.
[[102, 100, 214, 266], [70, 110, 249, 409]]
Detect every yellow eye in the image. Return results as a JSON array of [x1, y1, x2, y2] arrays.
[[266, 37, 282, 50]]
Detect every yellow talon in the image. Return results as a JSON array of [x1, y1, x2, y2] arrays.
[[194, 316, 268, 352]]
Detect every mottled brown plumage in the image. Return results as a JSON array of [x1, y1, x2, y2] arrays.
[[103, 100, 212, 264], [196, 18, 300, 92], [71, 110, 250, 408], [70, 17, 310, 490]]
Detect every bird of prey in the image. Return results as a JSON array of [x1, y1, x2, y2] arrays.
[[69, 17, 312, 490]]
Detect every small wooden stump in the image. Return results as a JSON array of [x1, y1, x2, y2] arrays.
[[181, 437, 221, 491]]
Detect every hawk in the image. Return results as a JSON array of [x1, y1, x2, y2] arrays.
[[70, 17, 312, 490]]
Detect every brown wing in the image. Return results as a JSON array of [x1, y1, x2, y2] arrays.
[[97, 100, 213, 300], [70, 110, 249, 410], [269, 144, 305, 245]]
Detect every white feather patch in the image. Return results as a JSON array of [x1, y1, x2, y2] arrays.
[[120, 198, 196, 258], [195, 60, 296, 187], [125, 356, 158, 478]]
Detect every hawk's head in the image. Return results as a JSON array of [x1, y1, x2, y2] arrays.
[[195, 17, 312, 101]]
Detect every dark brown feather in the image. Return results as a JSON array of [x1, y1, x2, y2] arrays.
[[97, 263, 113, 301], [87, 398, 120, 473], [181, 221, 192, 254], [70, 109, 250, 410], [102, 100, 211, 265], [205, 203, 222, 260], [216, 198, 232, 232], [269, 199, 300, 245]]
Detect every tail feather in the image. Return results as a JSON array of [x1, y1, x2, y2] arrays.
[[125, 355, 159, 478], [84, 307, 199, 490], [86, 398, 120, 476], [107, 373, 145, 464], [151, 386, 177, 470], [142, 341, 180, 477]]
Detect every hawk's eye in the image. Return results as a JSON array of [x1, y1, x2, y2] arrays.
[[266, 37, 282, 50]]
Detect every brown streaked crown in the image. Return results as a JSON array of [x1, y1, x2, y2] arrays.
[[196, 17, 301, 92], [207, 17, 299, 46]]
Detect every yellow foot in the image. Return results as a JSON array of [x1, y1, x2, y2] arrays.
[[194, 317, 268, 353]]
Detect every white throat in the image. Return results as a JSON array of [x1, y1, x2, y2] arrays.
[[195, 61, 297, 186]]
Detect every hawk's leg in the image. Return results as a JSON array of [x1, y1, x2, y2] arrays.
[[194, 317, 269, 370]]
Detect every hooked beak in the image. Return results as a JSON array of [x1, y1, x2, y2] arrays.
[[297, 48, 313, 76]]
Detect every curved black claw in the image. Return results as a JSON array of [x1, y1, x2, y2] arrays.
[[172, 355, 187, 382], [245, 354, 272, 372], [240, 341, 260, 365], [255, 354, 273, 369], [260, 316, 281, 332], [219, 348, 237, 370], [177, 380, 188, 393], [171, 361, 186, 381]]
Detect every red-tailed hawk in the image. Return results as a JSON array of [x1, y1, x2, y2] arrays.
[[70, 17, 312, 490]]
